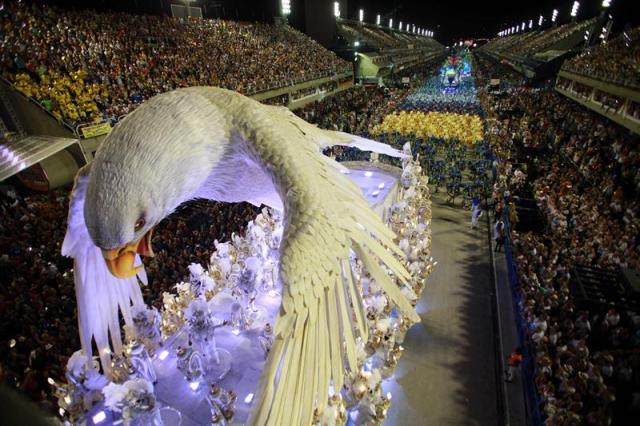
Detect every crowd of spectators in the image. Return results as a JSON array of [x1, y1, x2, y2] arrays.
[[294, 85, 409, 136], [293, 60, 444, 136], [0, 1, 350, 127], [0, 184, 258, 413], [562, 27, 640, 88], [477, 53, 640, 424]]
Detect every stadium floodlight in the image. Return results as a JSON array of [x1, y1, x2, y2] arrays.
[[281, 0, 291, 16], [412, 24, 416, 33], [376, 14, 381, 25], [571, 1, 580, 17], [538, 15, 544, 26], [552, 9, 558, 22], [359, 9, 364, 22], [529, 19, 533, 29], [602, 0, 611, 8], [521, 22, 525, 31], [399, 21, 403, 31], [389, 18, 393, 29], [333, 2, 340, 18]]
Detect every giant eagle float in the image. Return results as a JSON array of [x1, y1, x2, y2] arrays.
[[62, 87, 419, 425]]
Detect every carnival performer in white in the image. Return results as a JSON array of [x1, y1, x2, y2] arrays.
[[62, 87, 419, 425]]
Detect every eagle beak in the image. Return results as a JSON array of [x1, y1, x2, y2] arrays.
[[102, 228, 155, 279]]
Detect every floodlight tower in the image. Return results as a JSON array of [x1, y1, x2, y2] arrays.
[[389, 18, 393, 29], [551, 9, 559, 26], [359, 9, 364, 23], [376, 14, 381, 25], [333, 2, 340, 19], [538, 15, 544, 27], [280, 0, 291, 18], [570, 1, 580, 22]]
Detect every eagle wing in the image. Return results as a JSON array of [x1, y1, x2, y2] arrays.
[[246, 104, 419, 425], [271, 105, 408, 159], [62, 164, 145, 373]]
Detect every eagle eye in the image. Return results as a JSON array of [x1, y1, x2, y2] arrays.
[[134, 217, 146, 232]]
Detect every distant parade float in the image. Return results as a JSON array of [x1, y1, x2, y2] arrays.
[[441, 55, 460, 88], [55, 88, 435, 425]]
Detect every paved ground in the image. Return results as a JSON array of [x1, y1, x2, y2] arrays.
[[383, 193, 501, 425]]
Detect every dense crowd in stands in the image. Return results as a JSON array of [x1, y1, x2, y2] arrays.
[[0, 1, 350, 127], [0, 186, 76, 410], [295, 85, 408, 136], [563, 27, 640, 88], [293, 61, 443, 135], [477, 54, 640, 424], [0, 184, 258, 412]]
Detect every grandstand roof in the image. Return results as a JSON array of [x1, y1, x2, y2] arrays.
[[0, 136, 79, 182]]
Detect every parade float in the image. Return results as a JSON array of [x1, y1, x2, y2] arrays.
[[54, 88, 435, 425]]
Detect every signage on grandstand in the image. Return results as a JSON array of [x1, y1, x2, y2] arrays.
[[80, 122, 112, 139]]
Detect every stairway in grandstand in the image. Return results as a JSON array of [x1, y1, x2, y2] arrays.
[[0, 82, 26, 139]]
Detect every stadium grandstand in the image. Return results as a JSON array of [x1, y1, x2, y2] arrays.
[[334, 19, 445, 83], [1, 1, 640, 426], [479, 17, 600, 78]]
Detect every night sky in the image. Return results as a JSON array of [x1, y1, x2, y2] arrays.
[[345, 0, 639, 44]]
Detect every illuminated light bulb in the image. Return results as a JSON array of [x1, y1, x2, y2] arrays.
[[92, 411, 106, 423]]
